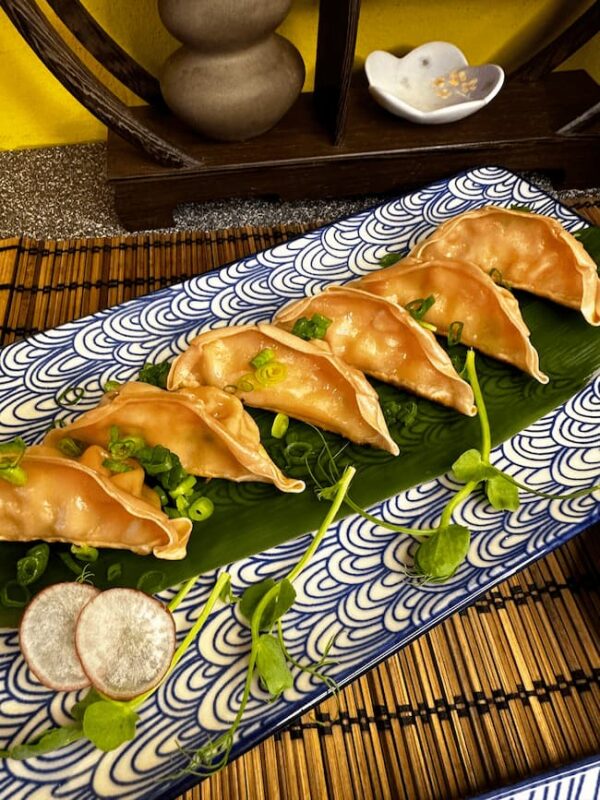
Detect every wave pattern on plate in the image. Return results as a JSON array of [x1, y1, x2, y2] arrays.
[[0, 168, 597, 799]]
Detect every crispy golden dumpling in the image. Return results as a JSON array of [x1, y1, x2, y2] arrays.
[[168, 323, 398, 455], [45, 382, 303, 493], [275, 285, 475, 416], [353, 257, 548, 383], [411, 206, 600, 325], [0, 444, 191, 559]]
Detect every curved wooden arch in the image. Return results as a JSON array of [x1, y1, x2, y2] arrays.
[[45, 0, 162, 105], [0, 0, 196, 168]]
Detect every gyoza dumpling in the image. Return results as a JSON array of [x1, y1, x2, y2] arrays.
[[0, 444, 191, 559], [168, 323, 399, 455], [275, 285, 475, 416], [353, 258, 548, 383], [45, 382, 303, 493], [411, 206, 600, 325]]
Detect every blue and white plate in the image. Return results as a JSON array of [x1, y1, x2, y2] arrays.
[[0, 167, 598, 799]]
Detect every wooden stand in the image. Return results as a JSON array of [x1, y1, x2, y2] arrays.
[[2, 0, 599, 230]]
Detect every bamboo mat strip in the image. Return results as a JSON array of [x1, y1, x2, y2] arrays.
[[0, 207, 598, 800]]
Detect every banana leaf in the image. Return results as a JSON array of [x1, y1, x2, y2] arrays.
[[0, 288, 598, 627]]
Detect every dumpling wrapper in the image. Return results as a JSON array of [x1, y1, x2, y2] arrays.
[[353, 257, 548, 383], [411, 206, 600, 326], [45, 382, 303, 493], [167, 323, 399, 455], [275, 285, 476, 416], [0, 444, 191, 559]]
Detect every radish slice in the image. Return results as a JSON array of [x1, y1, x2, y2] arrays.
[[75, 588, 175, 701], [19, 582, 100, 692]]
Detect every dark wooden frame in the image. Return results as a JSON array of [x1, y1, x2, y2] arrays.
[[2, 0, 599, 229]]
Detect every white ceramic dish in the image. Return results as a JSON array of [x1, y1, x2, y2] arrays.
[[365, 41, 504, 124]]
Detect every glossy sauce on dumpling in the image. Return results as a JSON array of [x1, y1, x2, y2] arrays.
[[411, 206, 600, 325], [168, 324, 398, 454], [275, 285, 475, 415], [354, 257, 547, 383]]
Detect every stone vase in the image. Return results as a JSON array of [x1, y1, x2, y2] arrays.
[[158, 0, 305, 142]]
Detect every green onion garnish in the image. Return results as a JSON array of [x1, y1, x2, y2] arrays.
[[104, 380, 121, 392], [71, 544, 99, 563], [175, 495, 190, 515], [58, 437, 84, 458], [170, 475, 197, 498], [57, 386, 85, 407], [16, 544, 50, 586], [0, 580, 30, 608], [291, 313, 332, 341], [188, 497, 214, 522], [250, 348, 275, 369], [138, 361, 171, 389], [102, 458, 133, 474], [0, 466, 27, 486], [136, 570, 166, 594], [0, 437, 26, 469], [154, 486, 169, 506], [405, 295, 435, 321], [107, 563, 122, 582], [378, 252, 403, 267], [447, 321, 464, 347], [108, 427, 145, 460], [271, 413, 289, 439], [237, 374, 256, 393], [254, 361, 288, 387]]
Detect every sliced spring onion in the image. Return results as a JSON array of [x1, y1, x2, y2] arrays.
[[188, 497, 214, 522], [0, 466, 27, 486], [271, 413, 289, 439], [447, 321, 464, 347], [237, 373, 256, 393], [378, 252, 402, 267], [0, 437, 26, 468], [71, 544, 99, 563], [102, 458, 133, 474], [170, 475, 197, 498], [0, 580, 30, 608], [154, 486, 169, 506], [57, 437, 84, 458], [16, 544, 50, 587], [57, 386, 85, 407], [136, 571, 166, 594], [175, 495, 190, 516], [104, 380, 121, 392], [405, 295, 435, 321], [254, 361, 288, 387], [107, 563, 123, 583], [250, 348, 275, 369], [419, 321, 437, 332], [291, 313, 332, 341]]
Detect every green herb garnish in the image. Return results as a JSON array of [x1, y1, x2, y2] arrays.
[[188, 497, 214, 522], [106, 563, 123, 583], [271, 413, 289, 439], [103, 380, 121, 392], [0, 438, 27, 485], [378, 252, 403, 267], [16, 544, 50, 586], [405, 295, 436, 323], [447, 321, 464, 347], [137, 361, 171, 389], [250, 348, 275, 369], [70, 544, 99, 563], [291, 313, 332, 341], [57, 437, 84, 458]]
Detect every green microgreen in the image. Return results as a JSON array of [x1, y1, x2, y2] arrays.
[[137, 361, 171, 388], [291, 313, 332, 341]]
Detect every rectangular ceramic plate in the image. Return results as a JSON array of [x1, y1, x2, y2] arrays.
[[0, 167, 598, 800]]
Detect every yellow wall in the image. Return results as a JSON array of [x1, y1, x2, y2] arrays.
[[0, 0, 598, 150]]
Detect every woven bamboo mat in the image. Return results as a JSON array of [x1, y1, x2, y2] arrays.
[[0, 200, 598, 800]]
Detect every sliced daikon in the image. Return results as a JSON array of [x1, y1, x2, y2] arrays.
[[19, 582, 100, 691], [75, 588, 175, 700]]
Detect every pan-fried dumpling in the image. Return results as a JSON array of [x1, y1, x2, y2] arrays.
[[353, 258, 548, 383], [0, 444, 191, 559], [168, 323, 398, 455], [45, 382, 303, 493], [411, 206, 600, 325], [275, 285, 476, 416]]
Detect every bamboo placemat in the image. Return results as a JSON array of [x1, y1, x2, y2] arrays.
[[0, 202, 598, 800]]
